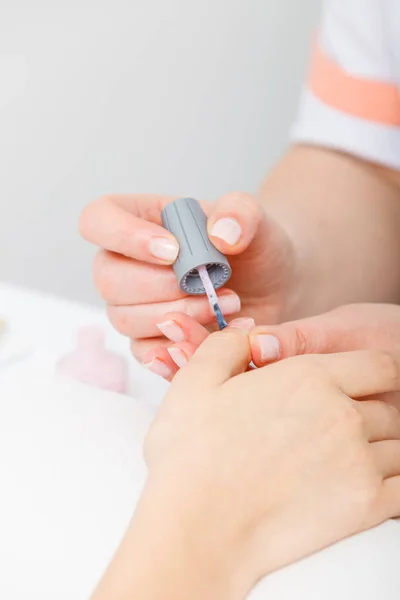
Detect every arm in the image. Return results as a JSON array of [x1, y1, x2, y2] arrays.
[[258, 145, 400, 318], [257, 0, 400, 316], [91, 478, 247, 600]]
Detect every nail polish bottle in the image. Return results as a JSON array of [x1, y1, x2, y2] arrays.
[[57, 327, 128, 394]]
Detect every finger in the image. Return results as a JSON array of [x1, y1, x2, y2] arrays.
[[141, 346, 178, 382], [173, 328, 251, 390], [380, 476, 400, 519], [357, 401, 400, 442], [93, 250, 184, 305], [107, 290, 241, 339], [207, 192, 263, 254], [167, 342, 198, 369], [156, 313, 254, 346], [130, 337, 171, 363], [318, 351, 400, 399], [371, 440, 400, 478], [249, 304, 400, 367], [80, 195, 179, 264], [156, 312, 210, 345]]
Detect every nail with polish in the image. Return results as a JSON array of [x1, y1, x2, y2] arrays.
[[210, 218, 242, 246], [167, 347, 189, 369], [156, 320, 186, 343], [256, 335, 280, 362], [143, 358, 172, 379], [149, 237, 179, 262], [229, 317, 255, 331], [217, 294, 241, 316]]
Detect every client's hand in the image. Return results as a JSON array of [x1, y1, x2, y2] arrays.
[[150, 304, 400, 396], [93, 328, 400, 600]]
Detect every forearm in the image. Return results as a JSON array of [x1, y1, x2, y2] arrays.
[[258, 145, 400, 318], [91, 477, 250, 600]]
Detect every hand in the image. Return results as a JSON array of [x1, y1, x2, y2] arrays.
[[92, 327, 400, 599], [143, 328, 400, 595], [79, 192, 299, 374], [150, 303, 400, 395]]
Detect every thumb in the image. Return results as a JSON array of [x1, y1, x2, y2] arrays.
[[249, 303, 398, 367], [174, 327, 251, 390], [207, 192, 264, 255]]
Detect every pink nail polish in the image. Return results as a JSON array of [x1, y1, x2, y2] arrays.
[[143, 358, 172, 379], [149, 237, 179, 262], [210, 218, 242, 245], [229, 317, 255, 330], [167, 347, 189, 369], [217, 294, 241, 316], [156, 320, 186, 343], [256, 335, 280, 362]]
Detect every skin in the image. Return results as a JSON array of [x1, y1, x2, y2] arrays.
[[79, 145, 400, 376], [145, 304, 400, 410], [91, 328, 400, 600]]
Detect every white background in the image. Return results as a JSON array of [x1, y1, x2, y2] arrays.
[[0, 0, 321, 304]]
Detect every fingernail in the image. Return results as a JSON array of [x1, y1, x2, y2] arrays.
[[229, 317, 255, 330], [149, 237, 179, 262], [256, 335, 280, 362], [157, 320, 186, 343], [218, 294, 241, 316], [167, 347, 189, 369], [210, 218, 242, 246], [142, 358, 172, 378]]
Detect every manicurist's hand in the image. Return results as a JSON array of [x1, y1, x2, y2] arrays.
[[92, 328, 400, 600], [79, 192, 299, 376]]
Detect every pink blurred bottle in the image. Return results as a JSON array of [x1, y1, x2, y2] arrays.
[[57, 327, 128, 394]]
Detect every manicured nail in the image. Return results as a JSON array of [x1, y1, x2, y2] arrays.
[[149, 237, 179, 262], [217, 294, 241, 316], [229, 317, 255, 330], [210, 218, 242, 245], [256, 335, 280, 362], [167, 347, 189, 369], [142, 358, 172, 378], [157, 320, 186, 343]]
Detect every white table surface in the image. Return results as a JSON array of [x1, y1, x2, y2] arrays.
[[1, 282, 399, 600]]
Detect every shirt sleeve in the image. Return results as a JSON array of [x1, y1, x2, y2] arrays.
[[291, 0, 400, 170]]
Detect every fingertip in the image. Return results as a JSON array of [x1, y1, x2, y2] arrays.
[[167, 342, 198, 369], [229, 317, 255, 331], [250, 331, 281, 366], [142, 347, 178, 381], [207, 192, 263, 254]]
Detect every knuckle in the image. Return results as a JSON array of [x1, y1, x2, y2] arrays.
[[285, 355, 331, 382], [92, 250, 116, 301], [340, 402, 364, 435], [107, 305, 133, 337], [373, 350, 400, 388], [79, 196, 109, 238], [130, 339, 144, 362], [382, 402, 400, 429], [351, 478, 381, 519], [291, 324, 309, 355], [228, 192, 262, 219]]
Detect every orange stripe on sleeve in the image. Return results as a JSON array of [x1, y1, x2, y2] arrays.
[[309, 42, 400, 127]]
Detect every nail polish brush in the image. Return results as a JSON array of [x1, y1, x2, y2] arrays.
[[161, 198, 232, 330]]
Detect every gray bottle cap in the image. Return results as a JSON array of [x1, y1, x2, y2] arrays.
[[161, 197, 232, 295]]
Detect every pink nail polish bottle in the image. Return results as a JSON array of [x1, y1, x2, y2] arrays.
[[57, 327, 128, 394]]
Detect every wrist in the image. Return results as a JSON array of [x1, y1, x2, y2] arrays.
[[92, 473, 255, 600]]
